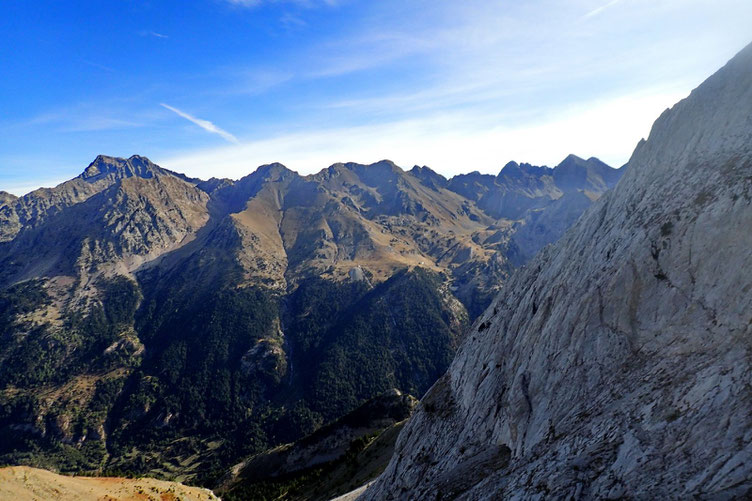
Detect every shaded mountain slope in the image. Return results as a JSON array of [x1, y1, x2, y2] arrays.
[[363, 42, 752, 500], [219, 390, 417, 501], [0, 173, 209, 287]]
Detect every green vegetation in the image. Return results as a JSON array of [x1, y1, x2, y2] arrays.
[[107, 282, 280, 479], [0, 276, 141, 388], [0, 276, 143, 472], [0, 267, 466, 485], [301, 268, 463, 422], [0, 280, 51, 324]]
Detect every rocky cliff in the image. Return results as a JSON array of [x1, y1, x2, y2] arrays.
[[363, 43, 752, 500]]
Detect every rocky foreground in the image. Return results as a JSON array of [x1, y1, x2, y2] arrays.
[[0, 466, 218, 501]]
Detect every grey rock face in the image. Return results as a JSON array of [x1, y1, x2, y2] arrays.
[[363, 43, 752, 500], [0, 167, 210, 287], [0, 155, 193, 242]]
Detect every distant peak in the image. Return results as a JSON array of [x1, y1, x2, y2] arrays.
[[409, 165, 439, 175], [497, 161, 520, 178], [128, 154, 154, 164], [325, 162, 348, 171], [371, 159, 398, 168], [552, 154, 621, 190], [562, 153, 585, 163], [326, 160, 401, 173], [82, 155, 123, 178], [409, 165, 448, 188], [555, 155, 614, 173], [253, 162, 296, 181], [498, 160, 552, 179], [257, 162, 291, 171], [556, 154, 612, 170], [81, 154, 160, 181], [344, 159, 400, 171]]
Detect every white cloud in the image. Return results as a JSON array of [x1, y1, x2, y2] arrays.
[[17, 103, 147, 132], [160, 103, 239, 144], [159, 87, 687, 180]]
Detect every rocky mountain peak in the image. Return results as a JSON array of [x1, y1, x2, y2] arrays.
[[0, 191, 18, 206], [552, 153, 619, 191], [497, 160, 552, 180], [254, 162, 295, 180], [409, 165, 448, 190], [312, 160, 407, 195], [80, 154, 160, 181], [344, 160, 402, 185], [558, 152, 587, 165], [319, 162, 354, 179], [359, 159, 399, 170], [0, 154, 190, 242]]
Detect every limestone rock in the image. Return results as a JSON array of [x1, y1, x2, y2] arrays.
[[363, 42, 752, 500]]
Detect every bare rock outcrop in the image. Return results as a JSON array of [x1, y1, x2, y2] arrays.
[[363, 43, 752, 500]]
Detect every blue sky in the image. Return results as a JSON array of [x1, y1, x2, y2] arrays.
[[1, 0, 751, 195]]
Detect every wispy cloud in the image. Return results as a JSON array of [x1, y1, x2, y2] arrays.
[[7, 0, 751, 196], [15, 103, 146, 132], [584, 0, 622, 18], [64, 117, 144, 132], [160, 88, 687, 180], [160, 103, 239, 143], [139, 30, 169, 39]]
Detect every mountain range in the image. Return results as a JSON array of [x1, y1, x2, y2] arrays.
[[0, 151, 620, 481]]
